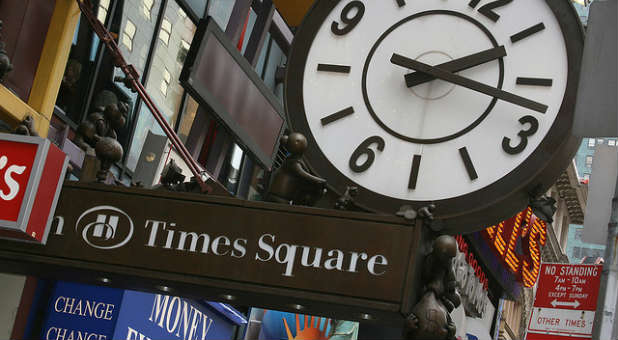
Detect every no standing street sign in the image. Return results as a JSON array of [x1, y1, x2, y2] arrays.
[[527, 263, 602, 340]]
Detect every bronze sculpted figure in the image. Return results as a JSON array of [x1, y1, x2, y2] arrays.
[[335, 186, 358, 210], [266, 132, 327, 206], [405, 235, 461, 340], [14, 116, 38, 136], [74, 91, 128, 182]]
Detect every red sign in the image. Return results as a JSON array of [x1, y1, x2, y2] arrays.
[[0, 133, 68, 244], [526, 263, 602, 340]]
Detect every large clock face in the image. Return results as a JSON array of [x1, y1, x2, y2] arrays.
[[286, 0, 583, 231]]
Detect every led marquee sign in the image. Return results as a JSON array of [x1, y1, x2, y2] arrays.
[[482, 207, 547, 288]]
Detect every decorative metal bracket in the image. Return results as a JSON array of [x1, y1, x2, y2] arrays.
[[530, 195, 557, 223], [397, 204, 437, 229], [153, 159, 209, 194], [0, 20, 13, 81]]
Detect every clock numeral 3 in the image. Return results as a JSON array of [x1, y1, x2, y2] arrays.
[[502, 115, 539, 155], [331, 1, 365, 36], [349, 136, 385, 173]]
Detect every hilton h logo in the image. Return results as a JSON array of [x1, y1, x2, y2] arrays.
[[92, 214, 119, 240], [75, 206, 134, 250]]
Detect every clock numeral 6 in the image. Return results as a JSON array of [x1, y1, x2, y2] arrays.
[[331, 1, 365, 36], [502, 115, 539, 155], [349, 136, 385, 173]]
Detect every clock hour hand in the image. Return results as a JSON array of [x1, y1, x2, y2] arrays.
[[391, 53, 548, 114], [405, 46, 506, 87]]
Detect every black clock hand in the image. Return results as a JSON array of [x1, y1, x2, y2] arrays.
[[405, 46, 506, 87], [391, 53, 548, 114]]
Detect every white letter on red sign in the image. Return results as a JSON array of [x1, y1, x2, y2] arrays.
[[0, 156, 27, 201]]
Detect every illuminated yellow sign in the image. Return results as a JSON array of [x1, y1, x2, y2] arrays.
[[482, 207, 547, 287]]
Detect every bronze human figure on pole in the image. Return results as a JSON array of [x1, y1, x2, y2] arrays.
[[266, 132, 327, 206], [405, 235, 461, 340]]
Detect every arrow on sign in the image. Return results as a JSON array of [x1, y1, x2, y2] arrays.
[[551, 299, 580, 308]]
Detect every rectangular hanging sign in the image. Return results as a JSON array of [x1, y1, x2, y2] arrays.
[[0, 182, 424, 323]]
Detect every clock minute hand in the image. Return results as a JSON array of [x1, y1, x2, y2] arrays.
[[405, 46, 507, 87], [391, 53, 548, 114]]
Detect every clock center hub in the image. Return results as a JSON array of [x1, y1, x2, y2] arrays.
[[408, 51, 456, 101], [361, 10, 504, 144]]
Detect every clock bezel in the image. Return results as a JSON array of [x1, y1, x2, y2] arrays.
[[284, 0, 584, 233]]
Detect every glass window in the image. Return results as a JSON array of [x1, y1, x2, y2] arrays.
[[598, 138, 604, 145], [177, 95, 199, 143], [114, 0, 162, 92], [178, 38, 191, 63], [574, 229, 583, 241], [159, 18, 172, 45], [122, 20, 136, 51], [609, 140, 616, 146], [55, 10, 111, 123], [184, 0, 207, 18], [247, 163, 265, 201], [254, 33, 287, 102], [223, 144, 245, 193], [160, 68, 171, 96], [159, 19, 172, 46], [126, 0, 197, 172], [588, 138, 596, 148], [143, 0, 154, 20], [208, 0, 236, 30], [586, 156, 593, 167], [98, 0, 110, 24]]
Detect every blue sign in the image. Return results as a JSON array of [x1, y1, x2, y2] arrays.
[[41, 281, 124, 340], [112, 290, 237, 340]]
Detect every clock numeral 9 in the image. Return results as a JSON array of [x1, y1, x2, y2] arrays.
[[331, 1, 365, 36], [349, 136, 385, 173], [502, 115, 539, 155]]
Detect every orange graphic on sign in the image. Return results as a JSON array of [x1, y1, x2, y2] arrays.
[[283, 314, 331, 340]]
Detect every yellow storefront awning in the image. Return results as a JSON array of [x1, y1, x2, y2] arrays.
[[272, 0, 315, 27]]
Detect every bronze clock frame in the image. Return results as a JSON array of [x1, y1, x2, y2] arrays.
[[285, 0, 584, 233]]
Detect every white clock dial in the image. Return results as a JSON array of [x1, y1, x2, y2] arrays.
[[301, 0, 568, 201]]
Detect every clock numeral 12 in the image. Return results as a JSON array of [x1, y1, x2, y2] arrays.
[[349, 136, 385, 173], [502, 115, 539, 155], [331, 1, 365, 36], [469, 0, 513, 22]]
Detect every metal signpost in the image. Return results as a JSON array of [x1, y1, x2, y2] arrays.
[[527, 263, 602, 340]]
